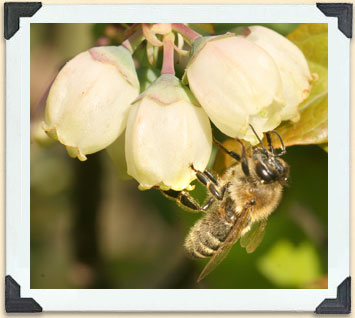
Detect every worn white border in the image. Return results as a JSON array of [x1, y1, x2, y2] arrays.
[[6, 4, 349, 312]]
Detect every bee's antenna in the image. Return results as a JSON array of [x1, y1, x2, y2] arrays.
[[249, 124, 268, 152], [269, 130, 286, 156]]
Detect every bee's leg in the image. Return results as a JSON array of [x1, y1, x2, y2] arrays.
[[202, 197, 215, 211], [265, 132, 274, 153], [190, 165, 224, 201], [203, 168, 219, 186], [213, 138, 241, 161], [235, 139, 250, 176], [161, 189, 204, 213]]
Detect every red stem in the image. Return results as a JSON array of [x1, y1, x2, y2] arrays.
[[161, 36, 175, 75], [171, 23, 202, 44]]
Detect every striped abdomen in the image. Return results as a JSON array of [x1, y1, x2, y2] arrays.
[[184, 209, 233, 258]]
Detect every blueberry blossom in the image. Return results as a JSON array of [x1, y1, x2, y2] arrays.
[[125, 74, 212, 190], [43, 46, 140, 161], [184, 30, 311, 144], [245, 26, 312, 122], [41, 23, 314, 191]]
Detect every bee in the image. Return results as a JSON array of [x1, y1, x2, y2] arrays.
[[162, 125, 289, 282]]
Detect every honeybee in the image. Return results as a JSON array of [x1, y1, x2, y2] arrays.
[[163, 125, 289, 282]]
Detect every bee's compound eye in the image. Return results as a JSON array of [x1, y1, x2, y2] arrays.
[[256, 162, 274, 183]]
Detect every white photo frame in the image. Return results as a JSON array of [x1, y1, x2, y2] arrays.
[[5, 3, 350, 313]]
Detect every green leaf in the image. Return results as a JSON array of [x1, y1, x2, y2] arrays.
[[188, 23, 216, 35], [287, 23, 328, 67], [256, 239, 323, 288], [275, 24, 328, 148]]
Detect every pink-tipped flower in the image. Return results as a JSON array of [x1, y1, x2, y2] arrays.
[[125, 74, 212, 191], [43, 46, 140, 161]]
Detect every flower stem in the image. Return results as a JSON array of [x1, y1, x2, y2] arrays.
[[171, 23, 202, 45], [122, 28, 144, 54], [161, 33, 175, 75]]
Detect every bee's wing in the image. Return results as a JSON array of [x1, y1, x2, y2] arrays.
[[197, 204, 252, 282], [240, 219, 268, 253]]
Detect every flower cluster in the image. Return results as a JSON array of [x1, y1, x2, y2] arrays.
[[43, 23, 312, 190]]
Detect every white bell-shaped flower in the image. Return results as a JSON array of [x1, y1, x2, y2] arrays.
[[125, 74, 212, 191], [43, 46, 140, 161], [246, 26, 312, 122], [185, 34, 285, 144]]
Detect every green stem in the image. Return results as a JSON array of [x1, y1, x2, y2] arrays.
[[122, 28, 144, 54], [171, 23, 202, 45]]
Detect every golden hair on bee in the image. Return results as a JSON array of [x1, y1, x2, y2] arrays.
[[164, 125, 289, 282]]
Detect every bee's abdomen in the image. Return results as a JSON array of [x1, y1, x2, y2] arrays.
[[184, 211, 233, 259]]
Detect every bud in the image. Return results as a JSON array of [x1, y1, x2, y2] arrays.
[[125, 74, 212, 191], [43, 46, 140, 161], [245, 26, 312, 122], [185, 34, 285, 144]]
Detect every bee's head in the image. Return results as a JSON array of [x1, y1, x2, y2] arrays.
[[249, 125, 289, 185], [253, 148, 289, 185]]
